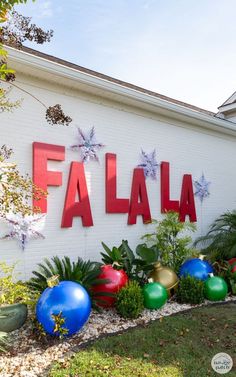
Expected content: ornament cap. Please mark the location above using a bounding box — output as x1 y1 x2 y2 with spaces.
148 278 154 283
47 275 60 288
199 254 205 261
208 272 214 278
154 262 162 269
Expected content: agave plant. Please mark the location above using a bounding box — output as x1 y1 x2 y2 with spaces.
28 256 111 307
0 330 9 353
194 211 236 261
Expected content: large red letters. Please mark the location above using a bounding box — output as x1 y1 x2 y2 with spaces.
128 168 151 225
105 153 129 213
33 143 197 227
179 174 197 222
33 142 65 213
161 161 179 213
61 162 93 227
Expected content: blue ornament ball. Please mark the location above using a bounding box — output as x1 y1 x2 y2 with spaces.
179 258 213 281
36 281 91 336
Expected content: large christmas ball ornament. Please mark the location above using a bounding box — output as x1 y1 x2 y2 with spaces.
36 280 91 336
143 282 168 309
204 275 228 301
93 265 128 307
228 258 236 266
179 258 213 281
149 262 179 297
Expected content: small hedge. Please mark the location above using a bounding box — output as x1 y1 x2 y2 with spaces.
116 281 144 319
176 275 205 305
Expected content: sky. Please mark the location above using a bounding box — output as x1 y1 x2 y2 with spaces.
15 0 236 112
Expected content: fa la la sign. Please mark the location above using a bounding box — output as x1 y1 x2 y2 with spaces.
33 142 197 227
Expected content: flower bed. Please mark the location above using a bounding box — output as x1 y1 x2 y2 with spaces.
0 296 235 377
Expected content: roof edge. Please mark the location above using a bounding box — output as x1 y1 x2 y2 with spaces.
6 46 236 138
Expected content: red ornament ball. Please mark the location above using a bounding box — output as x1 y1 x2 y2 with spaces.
93 265 128 307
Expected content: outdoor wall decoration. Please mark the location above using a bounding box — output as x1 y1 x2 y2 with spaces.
142 281 167 309
1 213 46 250
194 173 211 202
138 149 159 179
36 280 91 336
70 126 105 163
149 262 179 297
204 274 228 301
92 264 128 307
32 142 198 228
179 257 214 281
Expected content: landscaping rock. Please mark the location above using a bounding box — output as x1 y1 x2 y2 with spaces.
0 296 235 377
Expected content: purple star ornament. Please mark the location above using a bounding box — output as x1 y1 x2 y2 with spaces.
70 127 105 163
138 149 159 179
194 173 211 202
1 213 46 250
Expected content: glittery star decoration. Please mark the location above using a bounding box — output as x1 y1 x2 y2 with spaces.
70 127 105 163
194 173 211 202
138 149 159 179
1 213 46 250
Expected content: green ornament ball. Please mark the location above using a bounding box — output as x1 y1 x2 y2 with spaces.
204 276 228 301
143 282 168 309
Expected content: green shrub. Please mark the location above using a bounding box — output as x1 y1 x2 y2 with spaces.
0 262 35 306
176 275 205 305
28 256 111 308
0 331 9 353
141 211 196 273
116 281 144 319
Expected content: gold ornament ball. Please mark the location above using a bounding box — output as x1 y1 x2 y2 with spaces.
149 262 179 296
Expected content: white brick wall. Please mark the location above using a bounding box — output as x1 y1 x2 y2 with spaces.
1 72 236 279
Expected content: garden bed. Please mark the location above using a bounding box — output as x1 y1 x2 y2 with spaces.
0 296 235 377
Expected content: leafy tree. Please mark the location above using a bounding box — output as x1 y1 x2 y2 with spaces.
141 211 196 273
194 210 236 260
0 1 72 126
0 145 45 216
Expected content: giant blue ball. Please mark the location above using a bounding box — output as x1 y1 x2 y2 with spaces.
36 281 91 336
179 258 214 281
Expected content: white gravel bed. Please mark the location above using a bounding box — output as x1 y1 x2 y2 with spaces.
0 296 235 377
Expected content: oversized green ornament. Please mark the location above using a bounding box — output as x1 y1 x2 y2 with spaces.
204 274 228 301
143 282 168 309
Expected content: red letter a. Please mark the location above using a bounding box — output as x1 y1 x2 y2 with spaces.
128 168 151 225
61 162 93 227
179 174 197 222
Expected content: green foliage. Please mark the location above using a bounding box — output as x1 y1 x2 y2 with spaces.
28 256 111 307
142 211 196 273
0 331 9 353
194 210 236 260
0 145 45 216
51 311 68 339
101 240 157 284
101 240 135 275
0 262 35 306
176 275 205 305
49 304 236 377
0 1 33 15
116 281 144 319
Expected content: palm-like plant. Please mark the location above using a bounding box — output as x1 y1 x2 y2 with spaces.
28 256 111 307
194 211 236 260
0 330 9 353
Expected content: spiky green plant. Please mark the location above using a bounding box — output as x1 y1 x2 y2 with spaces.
194 211 236 261
28 256 111 307
0 331 9 353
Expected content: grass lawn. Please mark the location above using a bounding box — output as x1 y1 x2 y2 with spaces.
50 303 236 377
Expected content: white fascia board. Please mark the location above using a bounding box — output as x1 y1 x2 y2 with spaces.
6 46 236 137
